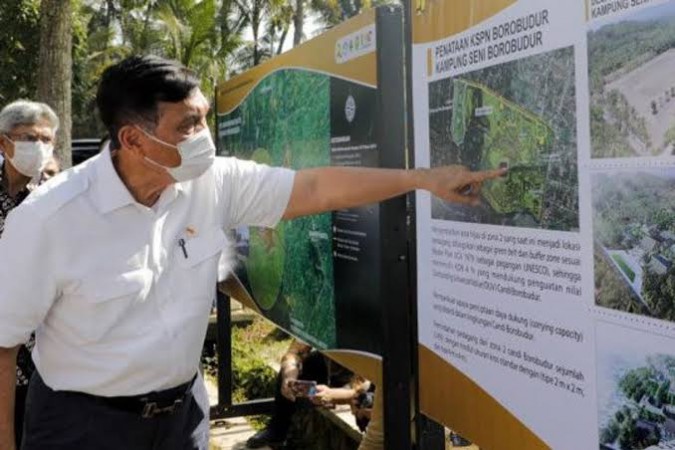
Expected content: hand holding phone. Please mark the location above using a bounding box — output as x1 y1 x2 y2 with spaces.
288 380 317 398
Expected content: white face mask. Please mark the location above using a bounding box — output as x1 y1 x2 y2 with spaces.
139 127 216 183
3 136 54 178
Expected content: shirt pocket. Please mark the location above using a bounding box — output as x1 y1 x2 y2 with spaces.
177 227 229 268
68 269 151 343
171 227 229 302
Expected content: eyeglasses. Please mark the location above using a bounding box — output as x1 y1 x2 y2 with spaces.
6 132 54 145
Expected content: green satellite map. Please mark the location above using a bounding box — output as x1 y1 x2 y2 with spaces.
450 78 553 219
429 46 579 231
219 69 336 348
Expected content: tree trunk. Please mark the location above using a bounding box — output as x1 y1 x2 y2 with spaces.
139 0 154 51
252 2 261 66
293 0 304 46
277 25 289 54
36 0 73 168
105 0 116 26
252 26 259 66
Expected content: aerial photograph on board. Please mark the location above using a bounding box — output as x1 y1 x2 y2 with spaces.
429 46 579 231
593 169 675 324
589 1 675 158
597 324 675 450
218 69 337 349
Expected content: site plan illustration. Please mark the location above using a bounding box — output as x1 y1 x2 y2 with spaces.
429 46 579 231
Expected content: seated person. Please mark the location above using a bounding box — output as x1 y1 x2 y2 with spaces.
350 378 383 450
247 339 357 448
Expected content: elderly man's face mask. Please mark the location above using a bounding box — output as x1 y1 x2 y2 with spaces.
2 132 54 178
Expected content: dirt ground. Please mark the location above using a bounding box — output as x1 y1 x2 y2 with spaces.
607 48 675 154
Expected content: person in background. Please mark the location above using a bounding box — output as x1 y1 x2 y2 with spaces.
0 99 59 448
247 340 382 449
352 384 383 450
247 340 354 448
40 156 61 182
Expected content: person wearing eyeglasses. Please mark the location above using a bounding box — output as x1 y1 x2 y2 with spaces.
0 101 57 229
0 99 59 448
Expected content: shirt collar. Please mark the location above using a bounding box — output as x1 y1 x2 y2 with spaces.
91 143 184 214
91 143 137 214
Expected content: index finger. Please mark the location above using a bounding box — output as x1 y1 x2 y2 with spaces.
470 168 507 183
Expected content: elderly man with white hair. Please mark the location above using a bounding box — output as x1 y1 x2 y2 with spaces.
0 99 59 447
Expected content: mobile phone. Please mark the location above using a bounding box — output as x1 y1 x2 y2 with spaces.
289 380 317 397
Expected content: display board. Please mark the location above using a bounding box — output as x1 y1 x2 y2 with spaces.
413 0 675 448
217 9 405 374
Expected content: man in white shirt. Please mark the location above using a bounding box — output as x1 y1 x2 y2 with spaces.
0 55 502 450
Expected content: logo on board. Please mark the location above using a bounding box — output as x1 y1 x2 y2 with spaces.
336 25 376 64
345 95 356 123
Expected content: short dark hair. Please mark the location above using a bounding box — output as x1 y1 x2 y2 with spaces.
96 55 200 149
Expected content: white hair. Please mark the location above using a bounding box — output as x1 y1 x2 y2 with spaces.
0 100 59 135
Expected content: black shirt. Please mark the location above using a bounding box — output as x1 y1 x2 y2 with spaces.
0 162 35 386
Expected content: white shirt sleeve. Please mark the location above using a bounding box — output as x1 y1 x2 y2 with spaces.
218 157 296 229
0 205 57 347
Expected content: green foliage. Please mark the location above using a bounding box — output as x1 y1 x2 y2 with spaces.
71 0 245 137
613 408 660 450
589 104 634 158
310 0 391 30
4 0 387 138
202 318 288 430
617 413 661 450
588 19 675 94
599 356 675 448
600 418 620 444
220 69 336 348
203 320 279 402
588 15 675 157
616 408 627 424
593 172 675 246
620 367 655 400
643 266 675 321
618 415 637 450
0 0 40 102
656 380 671 407
233 0 288 68
594 252 643 314
231 331 277 401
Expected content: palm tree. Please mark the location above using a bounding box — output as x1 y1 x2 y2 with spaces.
310 0 391 30
234 0 285 67
71 0 245 136
155 0 246 100
292 0 305 46
219 0 247 62
268 2 293 54
155 0 215 65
